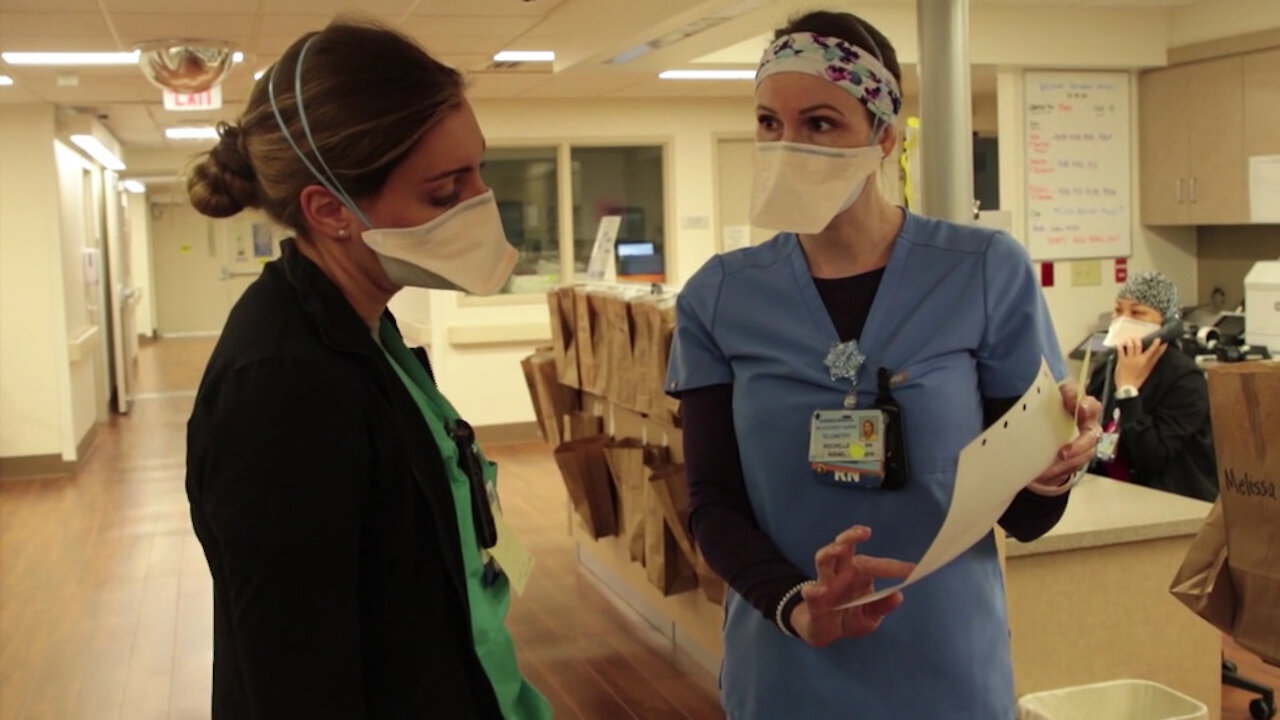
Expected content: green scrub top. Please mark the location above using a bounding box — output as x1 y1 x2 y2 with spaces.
377 319 551 720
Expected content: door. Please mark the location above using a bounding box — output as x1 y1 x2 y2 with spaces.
1139 67 1191 225
716 138 774 252
1186 56 1248 224
152 201 236 335
105 185 139 414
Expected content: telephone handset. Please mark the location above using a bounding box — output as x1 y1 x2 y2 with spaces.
1098 319 1183 410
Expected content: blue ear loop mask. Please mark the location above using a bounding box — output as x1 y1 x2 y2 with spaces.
266 36 518 295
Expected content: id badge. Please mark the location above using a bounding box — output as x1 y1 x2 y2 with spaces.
809 409 886 488
1095 431 1119 463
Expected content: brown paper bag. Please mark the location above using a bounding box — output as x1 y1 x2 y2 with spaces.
647 463 723 604
585 291 613 397
572 288 599 394
655 300 682 420
553 435 617 539
549 287 580 388
521 349 579 445
1171 499 1237 633
563 411 603 443
1196 362 1280 665
630 298 658 417
604 439 648 564
643 479 698 596
602 294 639 410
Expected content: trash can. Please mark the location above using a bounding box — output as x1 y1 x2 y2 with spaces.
1017 679 1208 720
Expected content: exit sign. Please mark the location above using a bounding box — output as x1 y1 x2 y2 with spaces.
163 86 223 111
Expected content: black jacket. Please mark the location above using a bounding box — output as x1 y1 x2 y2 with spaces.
1087 346 1218 502
186 240 503 719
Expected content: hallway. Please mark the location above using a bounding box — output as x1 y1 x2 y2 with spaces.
0 339 722 720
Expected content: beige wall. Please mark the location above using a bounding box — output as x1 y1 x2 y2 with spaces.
1169 1 1280 48
127 192 158 337
1197 225 1280 310
0 106 67 459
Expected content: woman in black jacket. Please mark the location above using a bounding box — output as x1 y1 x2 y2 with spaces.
184 20 549 719
1088 272 1218 501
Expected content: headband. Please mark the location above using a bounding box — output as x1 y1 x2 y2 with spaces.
757 32 903 130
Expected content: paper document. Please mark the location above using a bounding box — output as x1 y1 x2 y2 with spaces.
840 359 1076 608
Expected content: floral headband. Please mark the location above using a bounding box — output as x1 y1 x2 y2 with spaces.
757 32 903 130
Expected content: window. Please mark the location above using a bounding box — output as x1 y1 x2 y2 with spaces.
571 146 666 283
476 143 668 298
483 147 560 294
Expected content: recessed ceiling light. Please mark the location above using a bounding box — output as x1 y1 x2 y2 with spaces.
121 179 146 194
70 134 126 171
165 126 220 140
1 51 141 66
659 69 756 80
0 75 13 86
493 50 555 63
232 51 244 63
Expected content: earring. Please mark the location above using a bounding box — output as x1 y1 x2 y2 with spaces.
337 229 348 238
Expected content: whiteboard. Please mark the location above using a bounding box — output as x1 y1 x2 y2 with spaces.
1024 71 1132 261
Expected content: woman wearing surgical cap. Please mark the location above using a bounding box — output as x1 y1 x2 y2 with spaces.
665 10 1103 718
1087 272 1218 501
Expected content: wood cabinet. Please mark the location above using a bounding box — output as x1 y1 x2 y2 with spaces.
1139 55 1249 226
1244 48 1280 158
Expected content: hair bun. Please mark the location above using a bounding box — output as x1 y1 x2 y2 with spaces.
187 122 260 218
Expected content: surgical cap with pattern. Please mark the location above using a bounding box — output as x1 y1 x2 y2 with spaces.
1118 271 1180 322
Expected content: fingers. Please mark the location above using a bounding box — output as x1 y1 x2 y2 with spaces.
850 555 916 580
834 525 872 546
1075 395 1102 426
844 592 906 638
1058 425 1100 462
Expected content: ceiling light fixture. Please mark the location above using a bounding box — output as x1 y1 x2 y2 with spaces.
165 126 220 140
0 50 141 66
659 69 756 80
70 134 126 171
0 75 13 86
606 0 773 65
121 179 146 194
233 51 244 63
493 50 555 62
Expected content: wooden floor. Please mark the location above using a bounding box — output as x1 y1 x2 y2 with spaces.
1 338 1276 720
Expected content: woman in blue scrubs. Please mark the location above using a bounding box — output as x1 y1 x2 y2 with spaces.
667 11 1104 719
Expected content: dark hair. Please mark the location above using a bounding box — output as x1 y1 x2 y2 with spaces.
774 10 903 86
187 19 464 235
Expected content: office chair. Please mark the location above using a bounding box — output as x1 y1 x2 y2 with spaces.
1223 656 1275 719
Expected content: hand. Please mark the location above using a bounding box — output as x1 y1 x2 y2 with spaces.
790 526 915 648
1032 382 1103 488
1114 337 1167 391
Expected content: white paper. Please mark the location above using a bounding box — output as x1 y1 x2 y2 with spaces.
585 215 621 282
1249 155 1280 223
841 359 1076 607
722 225 751 252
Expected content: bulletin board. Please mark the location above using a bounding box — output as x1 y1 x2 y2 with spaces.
1023 71 1132 261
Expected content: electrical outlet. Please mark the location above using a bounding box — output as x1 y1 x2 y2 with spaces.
1071 260 1102 287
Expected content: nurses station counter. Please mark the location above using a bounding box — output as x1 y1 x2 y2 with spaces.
1003 474 1218 719
526 285 1220 717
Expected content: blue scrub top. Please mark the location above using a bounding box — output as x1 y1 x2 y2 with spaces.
667 211 1066 720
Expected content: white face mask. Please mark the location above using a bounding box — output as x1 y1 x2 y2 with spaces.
750 141 884 234
1103 316 1162 348
360 190 518 295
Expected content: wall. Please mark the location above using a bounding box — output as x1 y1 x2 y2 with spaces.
1197 225 1280 309
996 70 1200 354
0 106 67 460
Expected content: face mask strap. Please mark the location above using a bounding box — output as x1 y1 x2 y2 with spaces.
268 35 375 229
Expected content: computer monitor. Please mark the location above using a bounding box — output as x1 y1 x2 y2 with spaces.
617 242 655 258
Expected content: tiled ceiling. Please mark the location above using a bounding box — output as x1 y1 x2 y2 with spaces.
0 0 1243 150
